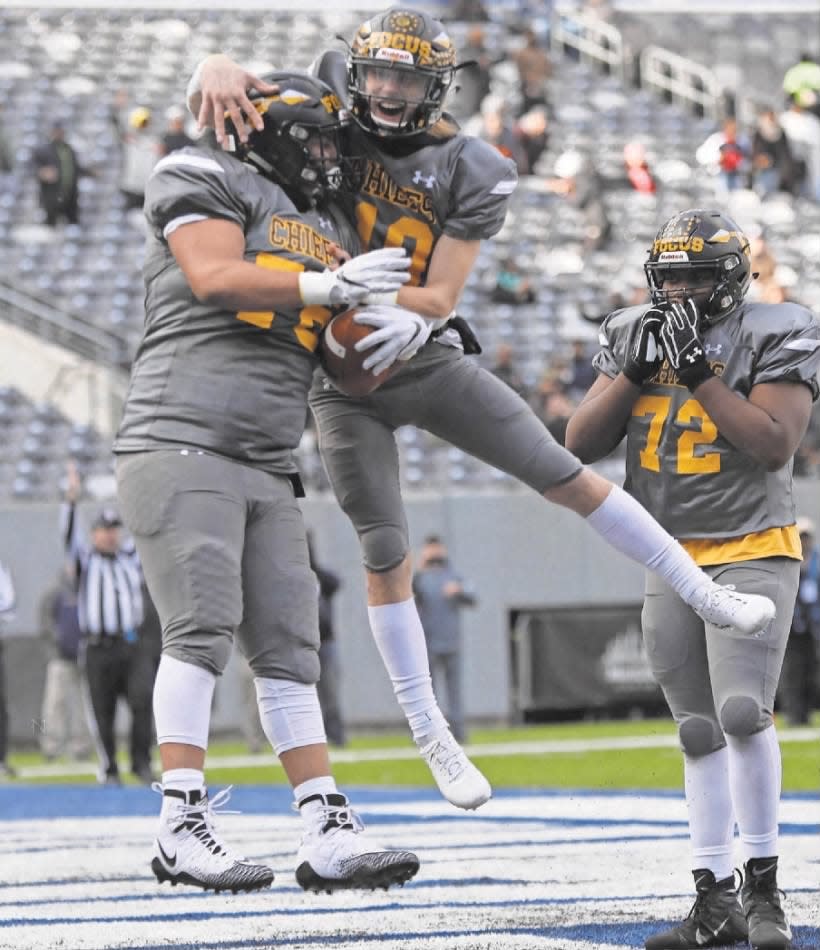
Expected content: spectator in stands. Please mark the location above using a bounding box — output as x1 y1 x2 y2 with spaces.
783 51 820 120
516 108 550 175
748 234 792 305
513 28 552 117
621 140 656 194
547 150 612 251
470 96 528 174
119 106 161 212
38 564 91 762
491 258 536 305
33 121 82 227
490 342 528 398
795 402 820 477
750 106 796 198
309 536 346 748
109 87 131 147
778 518 820 726
0 559 16 779
532 373 576 446
413 536 476 744
0 104 13 174
450 0 490 21
62 463 154 785
695 117 750 195
564 339 598 401
447 25 494 121
778 96 820 202
159 106 195 157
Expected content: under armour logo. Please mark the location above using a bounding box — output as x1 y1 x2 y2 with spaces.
685 348 702 363
412 171 436 188
704 343 723 356
317 215 332 231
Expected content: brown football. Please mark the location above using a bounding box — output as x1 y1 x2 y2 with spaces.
319 307 397 398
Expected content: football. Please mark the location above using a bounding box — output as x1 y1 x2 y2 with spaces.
318 307 397 398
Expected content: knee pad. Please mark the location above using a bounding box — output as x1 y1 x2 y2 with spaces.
678 715 723 757
360 524 408 573
719 695 769 737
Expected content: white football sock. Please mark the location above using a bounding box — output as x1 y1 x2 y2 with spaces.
727 725 781 860
586 486 710 603
294 775 339 817
153 654 214 750
684 747 736 880
255 677 327 755
368 599 448 743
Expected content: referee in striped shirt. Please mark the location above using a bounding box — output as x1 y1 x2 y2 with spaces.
61 463 155 785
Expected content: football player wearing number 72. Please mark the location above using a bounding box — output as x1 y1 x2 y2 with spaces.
190 11 779 816
566 208 820 950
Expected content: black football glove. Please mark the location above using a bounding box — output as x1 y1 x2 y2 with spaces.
622 307 665 385
660 297 715 390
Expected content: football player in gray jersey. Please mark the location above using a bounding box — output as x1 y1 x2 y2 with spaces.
113 73 419 896
189 10 776 816
567 209 820 950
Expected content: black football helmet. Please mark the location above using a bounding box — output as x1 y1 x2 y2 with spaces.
347 7 456 137
644 209 753 324
227 72 363 208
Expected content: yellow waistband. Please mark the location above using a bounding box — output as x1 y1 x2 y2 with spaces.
680 525 803 566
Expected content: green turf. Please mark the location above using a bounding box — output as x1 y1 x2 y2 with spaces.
12 717 820 791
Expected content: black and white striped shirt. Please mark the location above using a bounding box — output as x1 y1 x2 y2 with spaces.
61 503 144 638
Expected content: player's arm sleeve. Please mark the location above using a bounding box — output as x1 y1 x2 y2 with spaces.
145 151 248 240
444 139 518 241
752 305 820 399
591 313 624 379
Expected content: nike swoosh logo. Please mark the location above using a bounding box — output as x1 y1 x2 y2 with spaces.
776 925 792 939
751 861 778 876
695 927 714 946
157 842 177 868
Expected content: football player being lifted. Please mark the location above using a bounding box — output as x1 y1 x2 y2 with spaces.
114 73 419 895
189 11 776 813
567 209 820 950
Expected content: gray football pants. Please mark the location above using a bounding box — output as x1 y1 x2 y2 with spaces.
641 556 800 756
309 343 582 572
116 450 320 682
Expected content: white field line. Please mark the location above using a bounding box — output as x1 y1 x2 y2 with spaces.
15 727 820 780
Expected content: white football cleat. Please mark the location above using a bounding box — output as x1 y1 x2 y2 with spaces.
295 793 419 893
419 728 492 810
690 582 776 636
151 785 274 894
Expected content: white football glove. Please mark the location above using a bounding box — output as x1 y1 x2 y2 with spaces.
298 248 411 308
353 304 433 375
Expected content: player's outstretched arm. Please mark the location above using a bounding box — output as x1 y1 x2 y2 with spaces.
187 54 278 146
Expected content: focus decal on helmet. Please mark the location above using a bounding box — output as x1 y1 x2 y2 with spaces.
226 72 364 209
347 7 456 137
644 209 753 324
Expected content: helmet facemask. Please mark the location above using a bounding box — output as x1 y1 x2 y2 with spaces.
349 59 453 136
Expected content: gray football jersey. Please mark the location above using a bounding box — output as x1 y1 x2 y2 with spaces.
594 300 820 540
350 126 518 274
114 147 359 473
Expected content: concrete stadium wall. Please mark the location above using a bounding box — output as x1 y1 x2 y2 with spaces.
3 480 819 743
